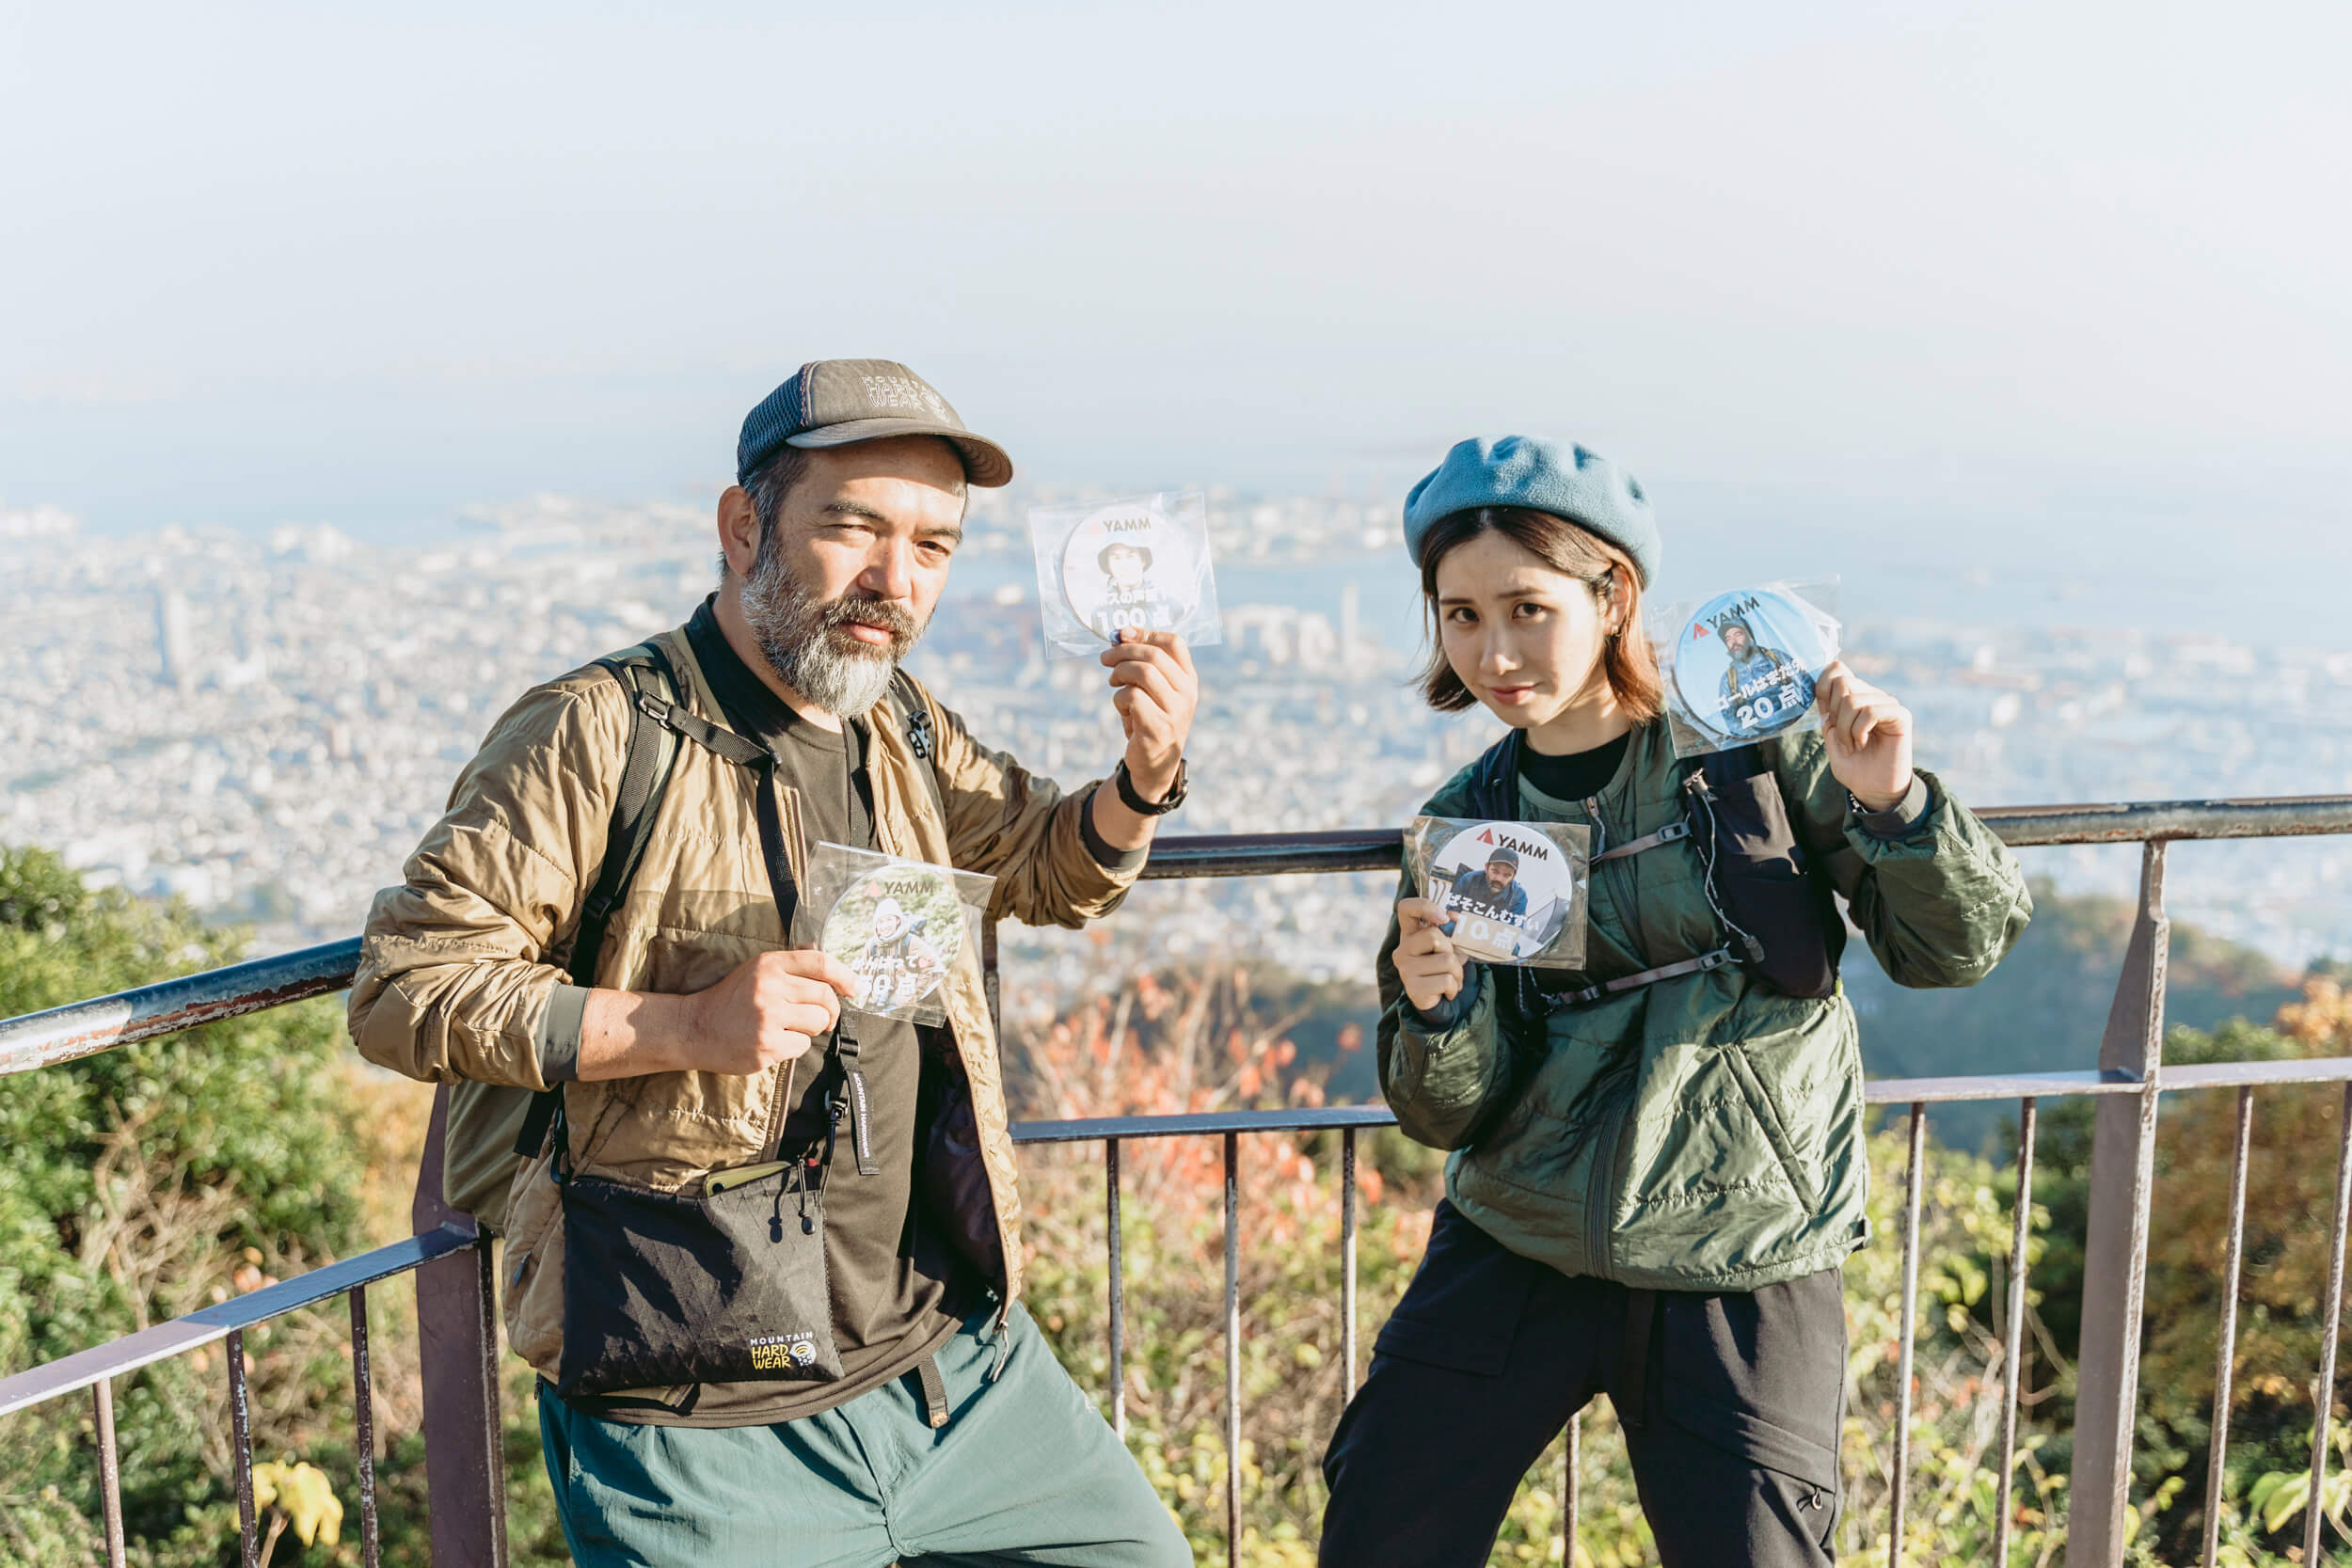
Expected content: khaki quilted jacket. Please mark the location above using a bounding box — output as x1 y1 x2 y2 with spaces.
348 623 1137 1384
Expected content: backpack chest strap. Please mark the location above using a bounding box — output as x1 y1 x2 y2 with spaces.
1555 944 1736 1006
1547 815 1723 1004
1591 820 1690 863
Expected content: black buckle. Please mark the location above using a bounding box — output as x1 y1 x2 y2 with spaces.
634 689 678 730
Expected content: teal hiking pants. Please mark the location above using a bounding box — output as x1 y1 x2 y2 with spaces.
538 1304 1189 1568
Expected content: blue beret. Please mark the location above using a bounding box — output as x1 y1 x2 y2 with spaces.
1402 436 1659 586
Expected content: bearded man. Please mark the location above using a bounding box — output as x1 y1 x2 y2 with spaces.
350 359 1198 1568
1443 847 1528 927
1716 612 1814 735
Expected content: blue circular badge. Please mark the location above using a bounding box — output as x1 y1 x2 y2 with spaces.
1669 587 1836 745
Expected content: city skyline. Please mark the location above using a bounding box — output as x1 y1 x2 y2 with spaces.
4 494 2344 981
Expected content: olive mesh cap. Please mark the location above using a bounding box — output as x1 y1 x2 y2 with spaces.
736 359 1014 487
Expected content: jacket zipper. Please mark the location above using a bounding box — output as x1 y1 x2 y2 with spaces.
1583 793 1645 965
1582 1101 1624 1278
1580 794 1641 1278
860 753 1020 1315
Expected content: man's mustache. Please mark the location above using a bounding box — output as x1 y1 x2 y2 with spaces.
818 594 922 647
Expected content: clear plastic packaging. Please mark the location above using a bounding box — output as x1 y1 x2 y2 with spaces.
1649 580 1843 758
1026 491 1224 658
792 844 994 1025
1404 816 1591 969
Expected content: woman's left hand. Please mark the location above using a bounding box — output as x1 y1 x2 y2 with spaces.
1814 660 1915 812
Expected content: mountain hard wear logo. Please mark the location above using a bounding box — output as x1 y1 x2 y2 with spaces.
748 1333 820 1371
860 374 949 420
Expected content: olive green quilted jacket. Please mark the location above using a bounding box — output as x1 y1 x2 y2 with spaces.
1375 720 2031 1291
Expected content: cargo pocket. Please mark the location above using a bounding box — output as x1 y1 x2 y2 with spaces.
1658 1270 1845 1541
1371 1202 1540 1376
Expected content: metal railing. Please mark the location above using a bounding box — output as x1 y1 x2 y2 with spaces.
4 794 2352 1568
0 1073 506 1568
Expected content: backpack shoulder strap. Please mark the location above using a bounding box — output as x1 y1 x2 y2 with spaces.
1461 727 1523 820
566 644 689 986
885 668 946 816
512 642 690 1161
1694 740 1771 791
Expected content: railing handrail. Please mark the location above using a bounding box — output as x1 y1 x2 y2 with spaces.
8 793 2352 1568
26 1045 2352 1420
0 1224 478 1419
4 793 2348 1080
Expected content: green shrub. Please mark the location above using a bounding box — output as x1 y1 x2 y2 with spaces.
0 847 379 1566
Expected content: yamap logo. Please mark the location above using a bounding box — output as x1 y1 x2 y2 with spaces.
1473 827 1551 866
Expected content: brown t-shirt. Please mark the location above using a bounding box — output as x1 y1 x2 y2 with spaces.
587 603 978 1427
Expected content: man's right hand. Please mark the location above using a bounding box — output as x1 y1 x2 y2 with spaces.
679 950 862 1074
578 949 861 1082
1394 896 1467 1015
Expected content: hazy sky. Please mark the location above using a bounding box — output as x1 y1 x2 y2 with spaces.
5 1 2347 557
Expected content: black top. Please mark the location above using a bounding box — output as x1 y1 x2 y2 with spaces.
1517 729 1632 803
642 599 975 1428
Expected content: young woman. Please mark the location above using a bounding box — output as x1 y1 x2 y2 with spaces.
1318 436 2033 1568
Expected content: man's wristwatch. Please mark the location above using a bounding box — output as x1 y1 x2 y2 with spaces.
1115 757 1188 816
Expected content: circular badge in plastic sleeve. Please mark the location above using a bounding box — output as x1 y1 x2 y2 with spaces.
1059 499 1197 643
818 863 964 1017
1425 819 1580 964
1668 586 1836 747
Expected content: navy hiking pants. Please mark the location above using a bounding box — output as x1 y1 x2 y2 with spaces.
1320 1202 1847 1568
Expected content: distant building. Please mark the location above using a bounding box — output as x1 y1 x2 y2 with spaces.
0 504 77 539
155 588 193 693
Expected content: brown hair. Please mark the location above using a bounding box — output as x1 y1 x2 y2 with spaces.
1414 506 1663 720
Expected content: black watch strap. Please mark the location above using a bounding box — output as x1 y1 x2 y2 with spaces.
1116 756 1187 816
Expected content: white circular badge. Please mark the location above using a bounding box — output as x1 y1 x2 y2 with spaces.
1668 587 1835 745
1059 500 1195 642
818 863 963 1014
1425 820 1578 963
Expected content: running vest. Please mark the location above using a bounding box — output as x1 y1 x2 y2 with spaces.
1462 727 1844 1017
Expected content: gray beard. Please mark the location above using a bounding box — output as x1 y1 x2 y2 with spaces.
738 543 925 719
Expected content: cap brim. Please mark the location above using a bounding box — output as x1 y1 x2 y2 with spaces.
787 420 1014 487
